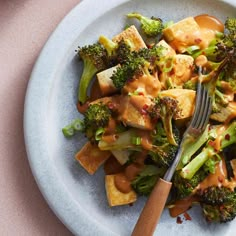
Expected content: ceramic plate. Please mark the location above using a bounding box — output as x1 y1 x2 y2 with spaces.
24 0 236 235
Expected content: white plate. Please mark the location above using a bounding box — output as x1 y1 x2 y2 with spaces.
24 0 236 235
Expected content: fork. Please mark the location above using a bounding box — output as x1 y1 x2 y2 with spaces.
131 81 212 236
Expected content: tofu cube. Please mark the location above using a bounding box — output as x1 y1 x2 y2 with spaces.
112 25 147 51
120 95 154 130
156 39 176 57
160 89 196 119
96 65 120 96
105 175 137 207
75 142 111 175
163 17 202 53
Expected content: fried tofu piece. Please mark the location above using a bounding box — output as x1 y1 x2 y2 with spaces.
96 65 119 96
119 95 154 130
160 89 196 119
163 17 202 53
160 54 194 88
105 175 137 206
123 73 161 98
112 25 147 51
156 39 176 57
75 142 111 175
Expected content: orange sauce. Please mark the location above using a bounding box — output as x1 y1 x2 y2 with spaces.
114 151 147 193
101 134 118 143
169 15 224 52
123 73 161 98
194 14 224 49
104 156 125 175
136 130 153 150
197 158 236 192
114 173 132 193
169 195 199 217
105 118 117 135
225 102 236 124
90 79 103 101
77 101 89 114
194 14 224 32
129 95 153 113
211 125 228 151
125 163 143 181
197 159 227 192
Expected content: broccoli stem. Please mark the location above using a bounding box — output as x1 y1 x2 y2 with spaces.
180 121 236 179
161 115 177 146
180 146 215 179
98 129 138 150
192 46 218 60
99 35 118 57
177 125 210 169
78 61 98 104
221 123 236 149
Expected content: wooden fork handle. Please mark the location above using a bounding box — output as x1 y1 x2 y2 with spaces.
132 178 172 236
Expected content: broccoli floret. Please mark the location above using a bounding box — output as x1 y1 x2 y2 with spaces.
197 57 231 113
111 55 147 89
83 102 111 142
172 169 208 200
202 202 236 223
99 35 118 57
198 186 236 205
224 17 236 47
198 186 236 223
183 79 197 90
131 165 165 196
99 36 133 65
148 97 181 146
127 12 164 37
77 43 107 103
149 122 180 168
180 121 236 180
111 45 164 90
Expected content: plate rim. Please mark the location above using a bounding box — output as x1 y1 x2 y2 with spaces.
24 0 236 235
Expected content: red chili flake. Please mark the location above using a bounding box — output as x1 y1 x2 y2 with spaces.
184 212 192 221
141 109 148 115
184 169 190 174
141 104 149 115
152 117 158 123
195 38 202 44
108 102 114 110
225 134 230 141
208 140 215 147
169 69 175 75
142 104 149 110
219 205 225 211
138 92 144 96
218 176 223 183
176 216 183 224
147 43 154 49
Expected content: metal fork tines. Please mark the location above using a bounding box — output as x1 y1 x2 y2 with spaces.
164 82 212 182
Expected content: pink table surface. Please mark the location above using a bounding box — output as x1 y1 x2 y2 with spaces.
0 0 81 235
